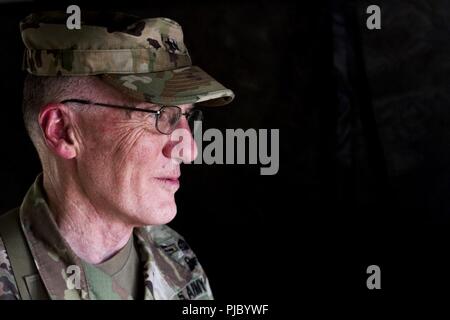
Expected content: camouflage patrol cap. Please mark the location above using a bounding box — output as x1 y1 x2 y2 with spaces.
20 11 234 107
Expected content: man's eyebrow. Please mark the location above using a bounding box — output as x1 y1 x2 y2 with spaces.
135 102 160 110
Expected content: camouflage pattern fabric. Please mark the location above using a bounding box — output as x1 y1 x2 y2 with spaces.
0 238 20 300
0 175 213 300
20 11 234 107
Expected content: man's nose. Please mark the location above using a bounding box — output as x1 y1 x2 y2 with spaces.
162 117 198 163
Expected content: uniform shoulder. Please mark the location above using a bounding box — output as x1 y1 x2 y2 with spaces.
0 236 20 300
142 224 214 300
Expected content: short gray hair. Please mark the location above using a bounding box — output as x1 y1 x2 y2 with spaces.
22 74 96 149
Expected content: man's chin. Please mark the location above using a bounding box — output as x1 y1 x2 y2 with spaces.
139 203 177 226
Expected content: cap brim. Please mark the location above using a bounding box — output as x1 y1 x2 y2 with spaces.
100 65 234 107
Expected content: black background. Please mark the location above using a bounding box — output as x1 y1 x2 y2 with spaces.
1 0 450 309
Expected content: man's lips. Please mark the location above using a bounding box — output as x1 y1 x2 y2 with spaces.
155 176 180 189
156 177 179 182
156 173 180 180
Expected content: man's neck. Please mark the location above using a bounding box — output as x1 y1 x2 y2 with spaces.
43 172 133 265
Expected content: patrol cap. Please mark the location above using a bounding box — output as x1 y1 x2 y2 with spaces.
20 11 234 107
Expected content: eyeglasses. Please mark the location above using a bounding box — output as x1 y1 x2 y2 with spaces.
60 99 203 135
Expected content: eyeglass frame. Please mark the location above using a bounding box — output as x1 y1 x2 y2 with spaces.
60 98 202 135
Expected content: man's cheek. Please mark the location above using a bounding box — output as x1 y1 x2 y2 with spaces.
108 134 145 171
136 140 165 166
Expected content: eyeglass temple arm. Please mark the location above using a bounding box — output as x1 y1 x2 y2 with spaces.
60 99 161 115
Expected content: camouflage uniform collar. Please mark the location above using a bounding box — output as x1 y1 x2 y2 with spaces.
19 174 90 299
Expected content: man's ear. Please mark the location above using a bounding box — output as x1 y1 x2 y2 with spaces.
38 103 77 159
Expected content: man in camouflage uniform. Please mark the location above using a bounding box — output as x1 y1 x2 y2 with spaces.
0 11 234 300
